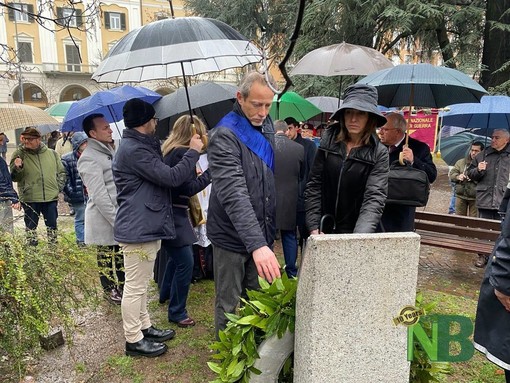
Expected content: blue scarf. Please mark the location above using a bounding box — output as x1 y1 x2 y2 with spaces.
216 112 274 172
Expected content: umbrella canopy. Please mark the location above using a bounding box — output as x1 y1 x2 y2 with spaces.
290 42 393 77
45 101 74 119
306 96 342 113
154 82 237 139
270 92 322 121
0 103 60 132
441 95 510 135
439 132 490 166
92 17 262 84
357 63 487 108
62 85 161 132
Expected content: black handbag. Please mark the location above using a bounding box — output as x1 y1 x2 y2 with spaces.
386 161 430 207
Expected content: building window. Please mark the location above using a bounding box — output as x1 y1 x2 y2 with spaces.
65 44 81 72
56 7 82 27
9 3 33 22
105 12 126 31
17 41 33 63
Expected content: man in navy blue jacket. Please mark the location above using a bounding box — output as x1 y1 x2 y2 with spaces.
113 98 203 358
0 156 20 233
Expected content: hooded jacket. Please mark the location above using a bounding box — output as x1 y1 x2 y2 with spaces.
10 143 66 203
61 132 87 204
305 124 389 234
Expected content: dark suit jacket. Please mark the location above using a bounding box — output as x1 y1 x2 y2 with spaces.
274 134 304 230
294 134 317 212
380 136 437 232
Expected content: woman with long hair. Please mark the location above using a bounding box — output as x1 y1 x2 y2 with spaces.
159 115 211 327
305 84 389 234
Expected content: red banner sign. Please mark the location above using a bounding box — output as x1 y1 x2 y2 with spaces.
402 111 439 152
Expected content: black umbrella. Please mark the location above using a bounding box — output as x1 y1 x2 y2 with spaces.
92 17 262 121
154 82 237 139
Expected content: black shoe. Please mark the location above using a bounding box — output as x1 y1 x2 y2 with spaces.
475 254 489 268
105 288 122 305
141 326 175 342
125 338 167 357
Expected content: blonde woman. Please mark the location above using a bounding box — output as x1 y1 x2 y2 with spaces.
159 115 211 327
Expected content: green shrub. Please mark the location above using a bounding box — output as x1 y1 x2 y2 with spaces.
0 231 100 379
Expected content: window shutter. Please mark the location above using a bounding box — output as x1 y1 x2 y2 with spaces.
104 12 110 29
56 7 63 25
120 13 126 30
76 9 83 27
27 4 34 22
8 3 14 21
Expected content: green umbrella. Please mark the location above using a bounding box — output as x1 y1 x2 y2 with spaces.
270 91 322 121
45 101 75 120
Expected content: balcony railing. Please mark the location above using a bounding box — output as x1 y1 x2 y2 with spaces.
42 62 98 74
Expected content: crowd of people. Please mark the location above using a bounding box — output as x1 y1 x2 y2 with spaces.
1 71 510 379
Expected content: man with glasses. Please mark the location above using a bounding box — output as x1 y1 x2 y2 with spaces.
378 113 437 232
467 129 510 267
10 127 66 245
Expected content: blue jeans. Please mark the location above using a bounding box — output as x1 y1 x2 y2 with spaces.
159 244 194 322
281 229 298 278
23 201 58 244
449 182 456 214
72 202 86 243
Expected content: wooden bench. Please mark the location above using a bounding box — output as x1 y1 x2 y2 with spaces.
414 211 501 255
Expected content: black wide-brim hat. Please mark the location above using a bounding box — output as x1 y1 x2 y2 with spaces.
331 84 387 127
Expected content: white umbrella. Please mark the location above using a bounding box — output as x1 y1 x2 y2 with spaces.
0 103 60 132
92 17 262 118
306 96 342 113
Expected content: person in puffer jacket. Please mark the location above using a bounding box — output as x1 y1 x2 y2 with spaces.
61 132 88 244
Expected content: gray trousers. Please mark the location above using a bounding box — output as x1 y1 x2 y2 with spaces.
213 245 260 337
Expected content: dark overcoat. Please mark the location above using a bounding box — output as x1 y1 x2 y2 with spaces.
474 195 510 370
274 134 304 230
379 136 437 232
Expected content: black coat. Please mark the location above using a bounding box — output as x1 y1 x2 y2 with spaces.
274 134 304 230
305 126 389 234
294 134 317 212
162 147 211 248
474 193 510 369
207 104 276 254
113 129 199 243
379 136 437 232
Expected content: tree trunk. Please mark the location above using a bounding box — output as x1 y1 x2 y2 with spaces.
480 0 510 90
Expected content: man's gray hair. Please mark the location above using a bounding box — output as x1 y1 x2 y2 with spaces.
493 128 510 137
238 71 277 98
386 112 407 133
274 120 288 133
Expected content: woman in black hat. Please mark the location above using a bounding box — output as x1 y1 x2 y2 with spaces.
305 84 389 234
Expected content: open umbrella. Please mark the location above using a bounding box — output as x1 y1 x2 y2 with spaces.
45 101 74 122
441 95 510 135
357 63 488 160
306 96 342 113
154 82 237 139
290 42 394 101
439 132 490 166
357 64 487 108
270 92 322 121
61 85 161 132
92 17 262 119
0 103 60 132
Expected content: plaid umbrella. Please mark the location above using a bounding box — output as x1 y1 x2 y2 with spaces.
0 103 59 132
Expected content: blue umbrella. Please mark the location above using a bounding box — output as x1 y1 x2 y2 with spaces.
441 95 510 136
61 85 162 132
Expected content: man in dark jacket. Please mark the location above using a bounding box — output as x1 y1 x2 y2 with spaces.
113 98 203 358
61 132 87 244
378 112 437 232
274 120 304 278
284 117 317 250
208 71 281 336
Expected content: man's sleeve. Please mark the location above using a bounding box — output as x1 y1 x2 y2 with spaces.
9 150 23 181
208 128 267 253
55 152 67 192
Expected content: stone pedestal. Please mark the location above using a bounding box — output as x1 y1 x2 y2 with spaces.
294 233 420 383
